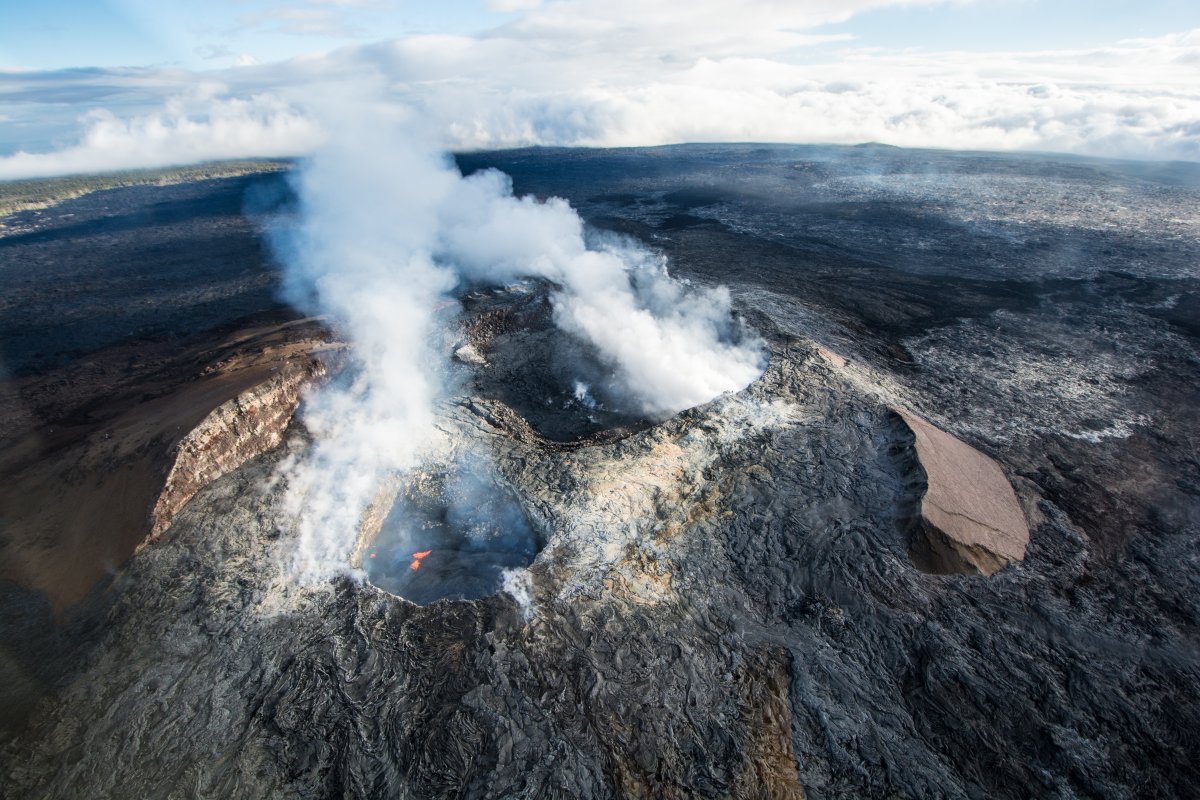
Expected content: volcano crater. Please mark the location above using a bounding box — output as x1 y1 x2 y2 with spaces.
455 282 658 446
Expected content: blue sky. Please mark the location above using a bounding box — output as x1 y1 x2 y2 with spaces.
819 0 1199 52
0 0 512 70
0 0 1198 175
3 0 1196 71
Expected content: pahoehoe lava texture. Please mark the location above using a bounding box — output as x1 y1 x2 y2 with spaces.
2 145 1200 799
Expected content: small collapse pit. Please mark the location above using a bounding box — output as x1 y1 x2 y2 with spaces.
362 461 541 605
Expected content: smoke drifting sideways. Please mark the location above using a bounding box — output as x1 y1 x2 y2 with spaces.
269 115 764 586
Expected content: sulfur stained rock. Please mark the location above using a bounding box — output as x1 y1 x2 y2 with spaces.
893 407 1029 576
454 343 488 366
734 649 806 799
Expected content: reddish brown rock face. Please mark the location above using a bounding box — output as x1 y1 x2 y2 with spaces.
893 408 1029 576
0 317 331 613
147 358 324 542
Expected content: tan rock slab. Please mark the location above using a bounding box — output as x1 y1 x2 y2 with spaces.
894 407 1029 576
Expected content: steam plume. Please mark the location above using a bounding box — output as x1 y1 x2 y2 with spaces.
272 109 762 583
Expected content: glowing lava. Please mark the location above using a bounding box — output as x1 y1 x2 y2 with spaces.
409 550 433 571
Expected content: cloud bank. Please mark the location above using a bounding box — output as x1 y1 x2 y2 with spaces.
0 91 322 180
0 4 1198 177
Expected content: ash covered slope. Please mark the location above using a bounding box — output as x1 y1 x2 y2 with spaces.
0 169 320 617
3 146 1200 799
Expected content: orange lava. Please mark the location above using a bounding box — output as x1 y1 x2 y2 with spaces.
409 549 433 571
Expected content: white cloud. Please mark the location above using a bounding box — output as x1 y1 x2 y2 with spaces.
0 90 323 179
493 0 950 57
236 6 363 37
384 21 1200 161
1117 28 1200 49
486 0 543 11
1 5 1198 177
196 44 236 61
518 73 1200 162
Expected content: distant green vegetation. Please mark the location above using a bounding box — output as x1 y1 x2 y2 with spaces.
0 159 292 222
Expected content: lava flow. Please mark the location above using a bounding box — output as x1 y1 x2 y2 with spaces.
409 550 433 571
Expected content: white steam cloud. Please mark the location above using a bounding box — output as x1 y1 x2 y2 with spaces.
274 108 762 582
272 117 457 581
437 168 763 415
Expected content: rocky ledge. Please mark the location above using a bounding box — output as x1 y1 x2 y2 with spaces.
893 407 1029 575
0 315 333 613
146 358 325 542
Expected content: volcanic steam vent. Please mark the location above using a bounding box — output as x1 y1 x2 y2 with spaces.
361 458 540 605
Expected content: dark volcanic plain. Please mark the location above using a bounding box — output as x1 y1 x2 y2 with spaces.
1 145 1199 799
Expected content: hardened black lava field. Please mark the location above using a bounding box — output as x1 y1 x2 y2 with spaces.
2 144 1199 799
